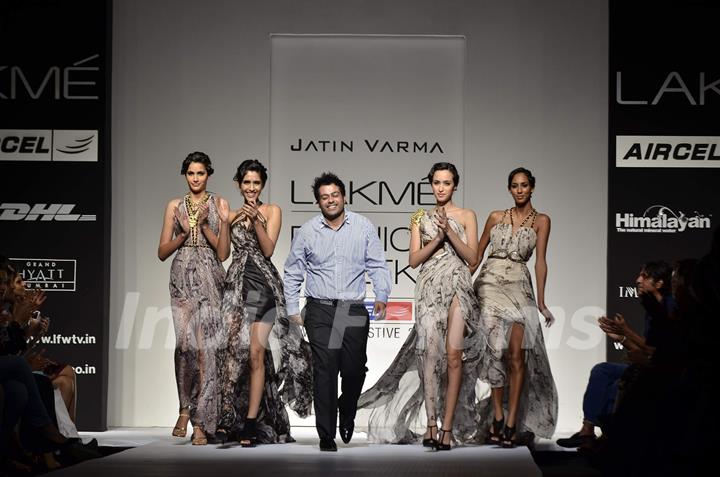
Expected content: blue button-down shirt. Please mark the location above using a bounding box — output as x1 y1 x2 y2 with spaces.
283 210 392 316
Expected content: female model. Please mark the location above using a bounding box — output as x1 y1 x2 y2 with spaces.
358 162 484 449
158 151 227 445
215 159 312 446
473 167 557 447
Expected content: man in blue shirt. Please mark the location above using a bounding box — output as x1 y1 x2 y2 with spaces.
284 172 392 452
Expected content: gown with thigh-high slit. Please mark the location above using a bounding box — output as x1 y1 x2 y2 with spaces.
357 208 486 444
169 192 225 435
473 208 558 439
216 209 313 442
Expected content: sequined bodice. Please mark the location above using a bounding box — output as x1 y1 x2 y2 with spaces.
487 222 537 263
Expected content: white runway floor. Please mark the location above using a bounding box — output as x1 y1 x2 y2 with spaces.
48 427 566 476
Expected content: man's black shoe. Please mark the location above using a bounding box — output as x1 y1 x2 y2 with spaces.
319 438 337 452
339 413 354 444
556 432 595 448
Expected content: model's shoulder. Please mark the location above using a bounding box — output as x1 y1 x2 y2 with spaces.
487 209 506 223
260 202 281 215
535 211 551 225
459 207 477 220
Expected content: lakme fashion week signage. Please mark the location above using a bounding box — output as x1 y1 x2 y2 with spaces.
0 0 111 430
608 1 719 363
269 35 465 422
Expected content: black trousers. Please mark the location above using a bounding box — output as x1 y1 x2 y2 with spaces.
303 299 369 440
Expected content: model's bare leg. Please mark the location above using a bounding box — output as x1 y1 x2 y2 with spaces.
439 296 464 447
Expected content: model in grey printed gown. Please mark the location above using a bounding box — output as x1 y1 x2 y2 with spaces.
358 163 485 448
473 167 558 447
158 152 228 445
215 160 312 446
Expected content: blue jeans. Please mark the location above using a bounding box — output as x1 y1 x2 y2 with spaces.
0 355 52 430
583 362 628 426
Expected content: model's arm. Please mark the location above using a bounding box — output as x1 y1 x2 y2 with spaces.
197 201 221 251
283 229 308 317
443 209 479 268
534 214 551 312
254 204 282 258
158 199 187 261
408 210 444 268
470 211 500 274
215 197 231 261
364 220 392 305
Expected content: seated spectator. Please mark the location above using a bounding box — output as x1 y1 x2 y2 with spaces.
556 260 673 448
601 258 699 476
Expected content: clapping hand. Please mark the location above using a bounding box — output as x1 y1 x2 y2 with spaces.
240 200 259 223
217 198 230 223
12 290 45 324
27 315 50 337
598 313 627 336
173 206 190 234
433 207 448 241
196 203 210 227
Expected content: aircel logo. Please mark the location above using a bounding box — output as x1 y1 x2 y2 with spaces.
0 130 98 162
10 258 77 292
616 136 720 168
615 205 711 233
0 204 96 221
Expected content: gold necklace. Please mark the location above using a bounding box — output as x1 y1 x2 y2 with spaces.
184 193 210 244
511 207 536 229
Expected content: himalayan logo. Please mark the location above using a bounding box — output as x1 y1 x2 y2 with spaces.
615 205 711 233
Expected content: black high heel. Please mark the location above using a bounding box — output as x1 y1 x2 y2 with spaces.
422 424 438 448
435 429 452 451
486 417 505 445
239 418 257 448
501 424 516 448
214 428 228 444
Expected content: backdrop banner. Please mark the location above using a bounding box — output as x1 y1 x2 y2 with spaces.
607 0 719 361
269 35 466 423
0 0 111 430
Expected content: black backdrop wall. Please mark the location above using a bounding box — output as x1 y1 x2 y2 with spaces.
608 0 720 361
0 0 111 430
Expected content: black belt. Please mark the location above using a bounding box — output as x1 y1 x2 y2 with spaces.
307 297 364 307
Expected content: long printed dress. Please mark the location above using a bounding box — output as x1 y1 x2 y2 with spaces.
216 212 313 442
473 210 558 439
357 209 486 444
169 192 225 434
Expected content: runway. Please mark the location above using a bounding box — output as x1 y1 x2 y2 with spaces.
50 428 562 476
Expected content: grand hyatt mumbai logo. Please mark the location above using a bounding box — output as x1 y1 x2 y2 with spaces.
10 258 77 292
0 130 99 162
615 206 711 233
290 138 444 154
